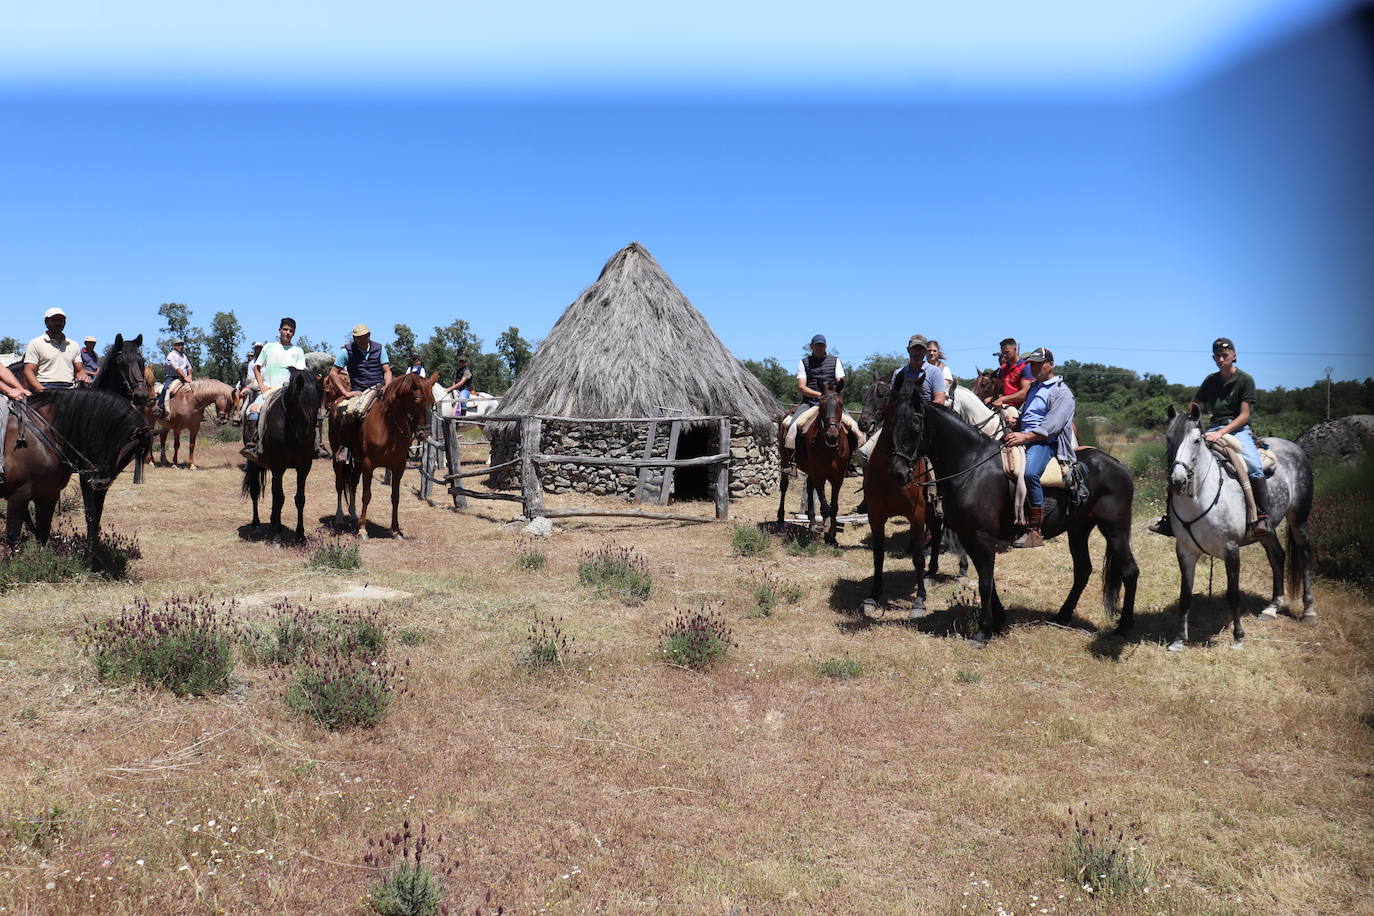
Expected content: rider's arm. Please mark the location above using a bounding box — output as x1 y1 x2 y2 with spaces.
21 361 43 393
1205 400 1251 442
0 364 28 398
796 364 820 402
996 376 1032 408
381 363 393 387
253 363 265 388
73 349 89 385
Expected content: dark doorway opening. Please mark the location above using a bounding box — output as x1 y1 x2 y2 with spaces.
672 425 716 501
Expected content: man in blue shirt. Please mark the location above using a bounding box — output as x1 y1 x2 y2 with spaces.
328 324 392 462
1003 347 1076 548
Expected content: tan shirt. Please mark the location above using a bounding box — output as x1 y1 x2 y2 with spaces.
24 332 81 384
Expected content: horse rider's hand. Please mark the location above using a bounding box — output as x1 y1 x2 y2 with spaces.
1204 430 1224 444
348 390 363 398
6 387 29 400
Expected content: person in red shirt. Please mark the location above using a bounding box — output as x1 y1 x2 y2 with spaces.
988 337 1033 409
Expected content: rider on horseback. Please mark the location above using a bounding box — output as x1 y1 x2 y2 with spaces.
328 324 393 463
1003 347 1076 549
781 334 856 476
987 337 1033 408
241 318 306 464
155 338 193 419
1150 336 1270 539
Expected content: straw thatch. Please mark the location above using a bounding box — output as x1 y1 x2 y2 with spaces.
495 243 781 431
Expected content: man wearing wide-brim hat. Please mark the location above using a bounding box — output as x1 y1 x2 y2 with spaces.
1004 347 1076 548
328 324 392 463
79 335 100 385
156 337 194 418
22 307 87 392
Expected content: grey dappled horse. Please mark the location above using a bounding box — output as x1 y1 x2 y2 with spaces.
1163 404 1315 651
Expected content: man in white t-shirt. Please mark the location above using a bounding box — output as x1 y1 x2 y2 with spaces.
240 317 306 464
155 338 193 417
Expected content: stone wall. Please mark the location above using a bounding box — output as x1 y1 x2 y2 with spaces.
490 417 777 500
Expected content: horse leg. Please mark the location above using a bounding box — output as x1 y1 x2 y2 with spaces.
969 541 998 648
824 476 840 546
294 466 308 541
776 467 789 525
1107 529 1141 636
333 461 347 529
390 466 404 538
79 478 108 543
187 427 199 471
158 429 168 466
172 430 182 467
1290 521 1316 622
865 514 887 612
270 469 286 544
358 463 373 539
33 497 58 544
1054 524 1093 624
907 513 928 617
1170 545 1198 651
1258 534 1285 618
1225 546 1244 649
925 511 943 580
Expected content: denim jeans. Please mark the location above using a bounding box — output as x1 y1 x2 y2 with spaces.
1024 441 1055 508
1209 423 1263 478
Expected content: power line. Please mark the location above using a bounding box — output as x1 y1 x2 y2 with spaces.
946 345 1374 358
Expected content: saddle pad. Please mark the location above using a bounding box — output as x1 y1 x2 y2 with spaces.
1216 434 1277 474
1210 438 1260 524
1002 444 1067 489
338 386 381 419
785 406 865 449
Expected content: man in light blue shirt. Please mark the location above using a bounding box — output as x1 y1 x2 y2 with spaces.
1004 347 1076 548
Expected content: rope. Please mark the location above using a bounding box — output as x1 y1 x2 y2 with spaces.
10 399 103 477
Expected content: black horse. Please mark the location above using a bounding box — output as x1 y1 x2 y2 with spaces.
242 367 321 543
2 389 150 543
92 334 152 410
888 389 1139 647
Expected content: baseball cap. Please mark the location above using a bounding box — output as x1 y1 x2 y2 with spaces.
44 307 66 319
1212 337 1235 352
352 323 371 336
809 334 827 346
172 337 185 345
1024 347 1054 363
907 334 929 350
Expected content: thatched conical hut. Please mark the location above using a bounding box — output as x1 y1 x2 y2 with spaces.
492 243 782 500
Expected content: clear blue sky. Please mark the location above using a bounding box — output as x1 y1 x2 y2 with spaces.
2 1 1370 389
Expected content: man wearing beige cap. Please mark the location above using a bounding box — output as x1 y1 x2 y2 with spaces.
328 324 392 462
22 307 87 392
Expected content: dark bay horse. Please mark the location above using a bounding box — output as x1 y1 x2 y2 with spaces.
242 367 320 543
2 389 150 543
861 378 943 616
1162 405 1314 650
888 389 1139 648
330 372 433 538
92 334 153 411
777 386 852 545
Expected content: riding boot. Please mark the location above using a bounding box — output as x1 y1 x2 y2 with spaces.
780 445 798 478
239 416 262 464
853 498 868 515
1248 476 1272 538
1012 506 1045 548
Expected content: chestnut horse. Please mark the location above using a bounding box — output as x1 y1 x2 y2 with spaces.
2 389 150 543
329 372 434 538
860 377 943 616
155 379 239 469
776 386 852 545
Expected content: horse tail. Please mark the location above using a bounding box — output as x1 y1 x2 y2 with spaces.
1102 538 1123 618
1286 520 1311 603
242 464 265 499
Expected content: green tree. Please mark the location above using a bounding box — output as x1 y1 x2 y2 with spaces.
468 352 510 394
741 357 794 402
294 336 331 355
0 336 20 355
390 323 418 366
495 326 533 378
156 302 205 375
420 320 482 384
202 311 244 384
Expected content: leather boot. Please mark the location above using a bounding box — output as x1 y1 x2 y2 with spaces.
1012 506 1045 548
239 416 262 464
1249 476 1272 538
780 446 798 478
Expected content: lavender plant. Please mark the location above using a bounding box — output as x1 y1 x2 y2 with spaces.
751 572 802 617
0 530 141 589
361 820 505 916
577 545 652 605
660 605 735 670
241 600 387 666
83 595 238 696
514 538 546 571
285 647 404 730
1061 806 1152 897
304 536 361 570
523 614 573 670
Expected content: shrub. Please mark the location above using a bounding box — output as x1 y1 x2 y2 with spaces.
84 596 238 696
578 545 652 605
285 650 401 730
818 657 861 679
730 522 771 557
523 615 573 670
0 530 141 589
955 669 982 684
750 572 802 617
9 805 74 853
215 423 241 443
395 627 427 647
1061 807 1152 897
661 606 734 670
305 536 361 570
1310 452 1374 591
363 820 455 916
514 539 546 571
1128 441 1168 509
241 601 387 666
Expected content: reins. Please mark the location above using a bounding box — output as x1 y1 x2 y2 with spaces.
1169 428 1226 554
10 398 104 478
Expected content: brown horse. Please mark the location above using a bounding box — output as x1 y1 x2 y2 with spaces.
2 389 150 543
329 372 434 538
154 379 239 469
860 378 943 616
776 386 852 545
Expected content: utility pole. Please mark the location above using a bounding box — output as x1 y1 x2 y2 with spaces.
1325 366 1333 421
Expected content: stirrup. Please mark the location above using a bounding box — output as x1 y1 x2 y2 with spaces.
1011 527 1044 549
1148 515 1173 536
1249 515 1271 538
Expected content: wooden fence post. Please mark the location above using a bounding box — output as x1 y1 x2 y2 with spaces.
419 409 436 501
656 419 683 505
636 418 660 502
443 418 467 509
715 417 731 520
520 416 544 517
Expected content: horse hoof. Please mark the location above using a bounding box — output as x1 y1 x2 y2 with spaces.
1230 638 1244 650
969 633 989 649
909 603 927 620
955 575 969 586
1259 607 1278 619
860 598 877 616
188 464 198 471
393 530 405 540
1300 612 1318 625
1052 611 1073 625
359 530 370 540
1113 623 1133 639
1167 639 1185 652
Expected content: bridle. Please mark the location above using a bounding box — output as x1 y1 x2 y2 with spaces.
1168 420 1225 552
10 398 110 484
889 396 1006 488
819 389 843 448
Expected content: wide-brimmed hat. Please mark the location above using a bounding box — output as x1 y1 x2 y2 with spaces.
907 334 929 351
44 307 66 319
1024 346 1055 363
172 337 185 345
1212 337 1235 352
84 335 96 343
352 323 371 337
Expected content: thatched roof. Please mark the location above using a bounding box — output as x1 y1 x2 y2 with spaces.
496 243 781 431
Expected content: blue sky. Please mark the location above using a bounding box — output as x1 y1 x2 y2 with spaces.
2 1 1371 390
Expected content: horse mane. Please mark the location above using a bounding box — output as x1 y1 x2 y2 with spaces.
281 369 321 442
28 389 149 476
378 372 430 412
184 379 232 397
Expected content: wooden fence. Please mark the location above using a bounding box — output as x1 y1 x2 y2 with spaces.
418 411 731 523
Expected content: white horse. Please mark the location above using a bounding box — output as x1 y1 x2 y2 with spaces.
1163 404 1315 651
430 384 500 420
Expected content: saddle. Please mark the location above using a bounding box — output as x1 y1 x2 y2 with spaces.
1002 445 1094 524
336 385 382 420
1209 436 1275 526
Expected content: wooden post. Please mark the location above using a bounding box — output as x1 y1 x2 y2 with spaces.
419 410 436 501
444 418 468 510
714 417 731 520
519 416 544 517
636 419 660 503
657 419 683 506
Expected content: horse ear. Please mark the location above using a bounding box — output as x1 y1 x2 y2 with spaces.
1188 403 1200 421
132 334 143 347
1166 404 1177 420
114 333 124 347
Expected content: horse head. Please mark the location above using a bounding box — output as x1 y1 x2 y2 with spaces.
1164 403 1206 496
818 385 844 449
970 367 998 403
101 333 150 406
887 377 927 487
858 379 890 435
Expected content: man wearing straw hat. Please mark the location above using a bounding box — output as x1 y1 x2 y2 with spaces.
79 336 100 385
155 337 193 418
328 324 392 462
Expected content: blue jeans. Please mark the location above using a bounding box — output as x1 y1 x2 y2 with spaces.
1024 441 1055 508
1209 423 1262 478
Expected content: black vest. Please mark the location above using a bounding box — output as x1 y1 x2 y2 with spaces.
803 354 838 404
344 340 385 389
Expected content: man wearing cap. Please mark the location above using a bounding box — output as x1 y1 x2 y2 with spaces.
156 338 194 418
79 336 101 385
241 318 307 463
406 355 426 377
22 308 87 392
853 334 949 515
328 324 392 462
988 337 1033 409
443 357 473 415
1150 337 1270 539
779 334 853 475
1004 347 1076 548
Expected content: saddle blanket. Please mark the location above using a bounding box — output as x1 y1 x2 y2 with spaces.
1001 446 1077 489
336 386 382 419
784 406 866 450
1211 436 1276 526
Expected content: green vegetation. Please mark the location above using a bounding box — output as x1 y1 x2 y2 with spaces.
85 596 238 697
578 545 652 605
661 606 734 670
729 522 771 557
818 657 862 679
306 538 361 570
1311 452 1374 592
1061 807 1152 898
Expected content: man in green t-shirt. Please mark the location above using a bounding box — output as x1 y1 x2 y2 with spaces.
1151 336 1270 538
240 317 306 464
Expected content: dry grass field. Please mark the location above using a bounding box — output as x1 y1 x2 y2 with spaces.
1 435 1371 915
